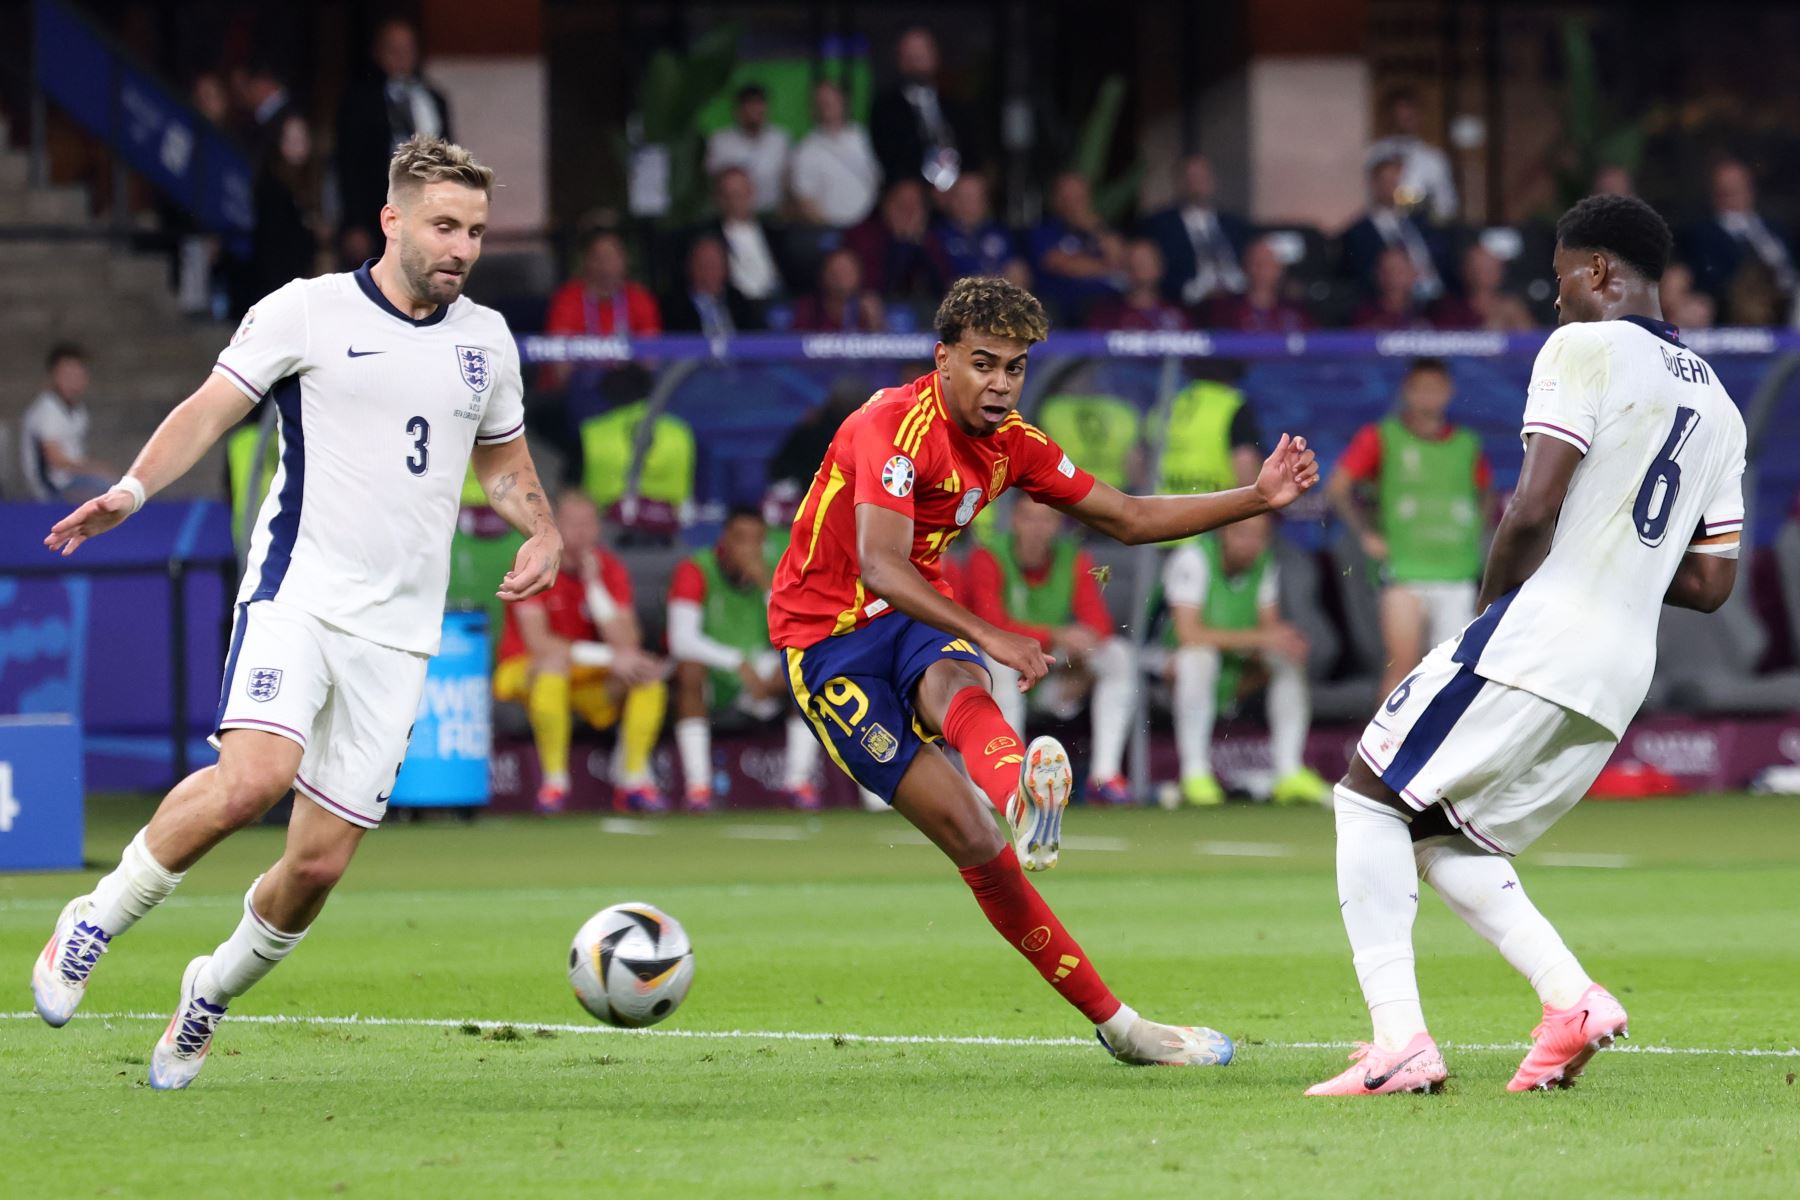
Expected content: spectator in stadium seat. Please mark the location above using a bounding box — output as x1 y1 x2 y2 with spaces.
1661 261 1716 330
334 18 451 265
1340 155 1445 300
1160 515 1328 808
20 343 112 501
546 229 663 340
1199 235 1313 333
706 84 791 215
228 55 296 168
1591 165 1634 197
1085 239 1190 330
1679 159 1796 320
493 492 669 814
844 178 944 303
1350 246 1435 331
1028 172 1125 323
788 79 881 230
1326 357 1492 699
927 172 1018 281
1142 154 1250 307
1429 244 1534 331
1157 364 1263 498
965 499 1138 806
662 234 763 336
870 26 978 192
1364 87 1458 225
709 166 789 306
248 114 325 305
669 507 823 812
792 247 886 332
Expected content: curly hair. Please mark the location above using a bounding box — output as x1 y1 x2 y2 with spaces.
387 134 495 204
1555 194 1672 282
933 276 1050 345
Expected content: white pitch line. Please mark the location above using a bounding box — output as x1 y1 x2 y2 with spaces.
2 1012 1794 1058
1195 841 1294 858
1536 853 1633 869
598 818 659 836
722 825 813 841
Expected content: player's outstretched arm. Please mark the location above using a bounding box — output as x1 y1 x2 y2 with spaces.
43 372 252 556
471 437 561 602
1475 433 1582 611
856 504 1055 690
1064 433 1319 546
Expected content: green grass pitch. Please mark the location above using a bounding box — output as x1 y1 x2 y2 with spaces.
3 793 1797 1198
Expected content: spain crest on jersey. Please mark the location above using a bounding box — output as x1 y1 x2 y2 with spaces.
456 345 492 393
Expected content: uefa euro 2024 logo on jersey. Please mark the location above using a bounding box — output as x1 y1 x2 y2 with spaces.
456 345 491 393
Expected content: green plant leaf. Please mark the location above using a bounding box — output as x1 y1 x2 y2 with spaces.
640 51 685 144
1093 161 1146 227
1070 75 1128 183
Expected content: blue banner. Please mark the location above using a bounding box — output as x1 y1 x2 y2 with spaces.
389 610 491 809
0 716 84 872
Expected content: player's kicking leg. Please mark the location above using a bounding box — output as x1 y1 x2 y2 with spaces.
150 794 365 1089
889 741 1230 1066
32 730 299 1026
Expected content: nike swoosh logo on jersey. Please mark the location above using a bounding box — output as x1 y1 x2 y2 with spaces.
1363 1049 1425 1090
346 347 386 358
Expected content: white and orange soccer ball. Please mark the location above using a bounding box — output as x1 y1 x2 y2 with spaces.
568 902 695 1028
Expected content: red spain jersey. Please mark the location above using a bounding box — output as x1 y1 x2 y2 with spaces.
497 549 634 661
768 370 1096 649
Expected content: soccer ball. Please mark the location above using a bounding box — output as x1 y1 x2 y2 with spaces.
568 902 695 1028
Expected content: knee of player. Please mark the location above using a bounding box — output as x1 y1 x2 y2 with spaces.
1174 644 1220 671
1091 637 1134 674
215 763 294 829
283 846 354 896
530 642 572 677
942 811 1007 867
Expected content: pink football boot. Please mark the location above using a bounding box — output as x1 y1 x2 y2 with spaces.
1507 983 1629 1092
1305 1031 1447 1096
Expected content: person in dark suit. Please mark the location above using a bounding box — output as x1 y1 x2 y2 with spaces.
227 55 296 168
661 235 765 335
869 27 979 193
1141 155 1251 307
1677 158 1796 321
246 114 324 311
334 18 452 265
1339 155 1446 301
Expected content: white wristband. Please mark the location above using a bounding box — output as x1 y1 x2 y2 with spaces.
112 475 146 514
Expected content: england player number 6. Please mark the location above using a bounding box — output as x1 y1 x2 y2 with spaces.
1633 406 1699 547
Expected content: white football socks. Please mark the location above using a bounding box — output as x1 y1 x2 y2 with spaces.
1265 653 1310 777
1172 646 1220 780
675 717 711 794
196 876 307 1002
1415 835 1594 1010
1097 1001 1140 1043
1086 639 1134 781
1333 785 1428 1050
87 828 185 935
782 715 820 791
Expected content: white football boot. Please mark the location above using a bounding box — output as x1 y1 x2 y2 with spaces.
148 956 229 1091
32 896 111 1027
1006 736 1070 872
1098 1016 1236 1067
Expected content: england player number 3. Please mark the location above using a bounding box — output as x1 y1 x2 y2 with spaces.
406 415 430 476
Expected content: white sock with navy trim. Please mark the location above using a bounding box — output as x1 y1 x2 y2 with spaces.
1333 785 1428 1050
88 827 185 935
197 876 307 1002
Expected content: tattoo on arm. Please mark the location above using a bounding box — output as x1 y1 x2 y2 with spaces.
491 472 518 503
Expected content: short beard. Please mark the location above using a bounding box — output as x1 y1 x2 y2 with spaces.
398 236 465 307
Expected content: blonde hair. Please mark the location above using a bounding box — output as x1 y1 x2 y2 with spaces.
387 134 495 205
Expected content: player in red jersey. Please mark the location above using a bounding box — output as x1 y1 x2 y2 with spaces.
770 276 1318 1065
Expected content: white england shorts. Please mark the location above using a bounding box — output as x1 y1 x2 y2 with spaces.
1354 600 1616 855
212 599 429 829
1392 579 1478 647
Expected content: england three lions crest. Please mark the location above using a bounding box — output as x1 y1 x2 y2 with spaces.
456 345 492 393
246 667 283 702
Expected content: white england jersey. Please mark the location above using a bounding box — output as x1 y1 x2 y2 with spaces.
213 264 526 655
1470 317 1746 737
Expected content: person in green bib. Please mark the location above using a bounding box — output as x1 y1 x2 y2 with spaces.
668 506 822 812
1155 367 1265 499
1326 358 1493 697
1161 514 1329 807
964 498 1138 805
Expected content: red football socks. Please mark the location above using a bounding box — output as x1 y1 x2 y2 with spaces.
941 687 1025 812
959 844 1122 1024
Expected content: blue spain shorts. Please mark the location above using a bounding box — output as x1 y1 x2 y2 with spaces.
783 614 990 802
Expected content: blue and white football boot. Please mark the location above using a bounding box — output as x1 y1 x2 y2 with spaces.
148 956 229 1090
